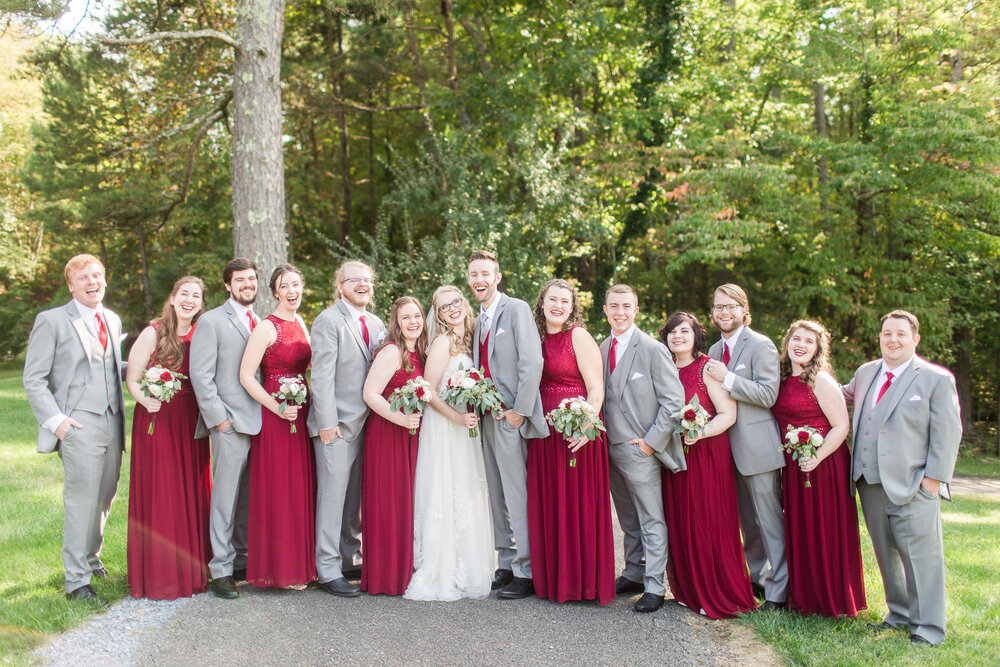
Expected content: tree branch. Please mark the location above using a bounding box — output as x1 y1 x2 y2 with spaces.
329 96 424 113
98 29 236 48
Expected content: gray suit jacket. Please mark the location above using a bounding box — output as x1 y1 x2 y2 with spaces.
600 328 687 472
23 301 126 454
190 301 262 438
472 293 547 440
707 326 784 476
843 356 962 506
306 300 386 442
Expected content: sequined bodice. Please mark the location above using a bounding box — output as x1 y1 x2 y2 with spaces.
381 347 425 399
676 356 717 417
540 328 586 395
771 375 831 436
261 314 311 390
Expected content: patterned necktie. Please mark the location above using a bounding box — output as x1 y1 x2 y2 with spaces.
247 311 256 333
722 343 731 366
609 337 617 374
480 312 490 344
875 371 894 405
95 313 108 349
359 314 370 347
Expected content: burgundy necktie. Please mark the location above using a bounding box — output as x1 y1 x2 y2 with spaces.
247 311 256 333
609 337 617 375
722 344 731 366
360 314 370 347
95 313 108 349
875 371 894 405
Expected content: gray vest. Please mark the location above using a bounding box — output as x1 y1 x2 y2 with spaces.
603 380 634 446
852 380 892 484
75 333 120 415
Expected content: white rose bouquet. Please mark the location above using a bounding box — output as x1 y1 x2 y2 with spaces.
139 365 187 434
440 365 507 437
271 375 308 433
389 377 432 435
545 397 605 468
780 424 825 488
671 394 711 452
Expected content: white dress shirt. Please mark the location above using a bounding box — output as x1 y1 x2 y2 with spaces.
720 324 745 391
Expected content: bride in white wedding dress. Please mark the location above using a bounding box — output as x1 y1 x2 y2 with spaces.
404 286 494 601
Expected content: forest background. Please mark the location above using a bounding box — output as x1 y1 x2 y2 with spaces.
0 0 998 447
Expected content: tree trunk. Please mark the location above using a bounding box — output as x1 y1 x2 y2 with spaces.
232 0 287 313
367 108 377 235
137 222 154 321
814 82 829 217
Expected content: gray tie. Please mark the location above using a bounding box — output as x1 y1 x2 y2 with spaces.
480 311 490 344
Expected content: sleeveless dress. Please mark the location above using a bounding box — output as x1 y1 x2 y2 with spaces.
661 355 756 618
247 314 317 587
361 347 423 595
404 351 494 601
771 374 867 617
527 327 615 604
127 326 212 599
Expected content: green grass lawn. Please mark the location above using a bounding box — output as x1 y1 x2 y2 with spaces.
1 364 998 665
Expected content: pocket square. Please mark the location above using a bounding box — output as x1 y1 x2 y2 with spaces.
908 395 923 402
735 363 746 371
630 371 645 381
496 327 506 336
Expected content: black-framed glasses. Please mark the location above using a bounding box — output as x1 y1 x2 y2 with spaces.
712 304 742 313
343 277 373 285
438 297 463 313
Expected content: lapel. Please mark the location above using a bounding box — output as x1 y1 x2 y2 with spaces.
729 327 751 370
876 358 921 427
67 301 92 362
486 293 507 364
106 310 123 370
852 362 881 434
615 333 641 400
337 300 371 361
224 300 251 343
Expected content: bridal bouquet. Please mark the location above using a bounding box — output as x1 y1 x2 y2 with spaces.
545 397 605 468
780 424 824 487
440 365 506 438
139 365 187 434
671 394 711 452
390 377 432 434
272 375 308 433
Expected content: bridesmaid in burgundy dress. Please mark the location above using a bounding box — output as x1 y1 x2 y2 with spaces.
527 279 615 604
361 296 427 595
772 320 866 617
660 312 756 618
127 276 212 599
239 264 317 588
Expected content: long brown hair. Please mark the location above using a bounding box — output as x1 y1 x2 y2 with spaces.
152 276 206 370
432 285 474 356
534 279 585 338
373 296 428 373
779 319 832 387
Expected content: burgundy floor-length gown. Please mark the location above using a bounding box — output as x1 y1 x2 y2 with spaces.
247 314 317 587
128 326 212 600
361 347 423 595
661 355 756 618
771 374 866 617
527 327 615 605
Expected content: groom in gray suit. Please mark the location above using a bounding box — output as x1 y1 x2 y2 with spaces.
705 283 788 609
307 260 385 598
843 310 961 646
24 254 126 602
190 257 261 599
468 250 546 600
600 284 685 613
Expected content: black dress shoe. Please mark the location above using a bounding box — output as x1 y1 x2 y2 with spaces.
318 577 361 598
867 621 905 633
496 577 534 599
615 576 644 596
751 583 765 599
759 600 786 612
91 567 107 579
491 568 514 591
341 567 362 580
634 592 665 613
232 568 247 582
210 576 240 599
910 634 934 646
66 584 107 605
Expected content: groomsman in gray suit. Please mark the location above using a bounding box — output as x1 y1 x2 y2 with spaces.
307 260 385 598
190 257 261 599
705 283 788 610
600 284 685 613
843 310 961 646
24 254 126 602
468 250 546 600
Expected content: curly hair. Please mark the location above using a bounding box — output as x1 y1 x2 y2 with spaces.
431 285 474 357
534 279 585 338
152 276 206 371
779 319 832 387
374 296 428 373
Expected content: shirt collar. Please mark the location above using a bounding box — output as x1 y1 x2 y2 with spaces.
342 300 367 321
879 356 913 381
228 298 254 319
73 299 103 322
481 292 502 321
722 325 745 349
613 324 636 348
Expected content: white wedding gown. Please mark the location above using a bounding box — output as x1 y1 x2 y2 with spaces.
404 352 494 601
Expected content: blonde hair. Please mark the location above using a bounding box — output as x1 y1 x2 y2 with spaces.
432 286 474 357
605 284 638 303
64 254 103 285
714 283 751 326
334 260 375 300
779 319 832 387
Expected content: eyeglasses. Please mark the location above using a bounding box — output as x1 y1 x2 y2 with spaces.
438 298 463 313
343 277 373 285
712 304 742 313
